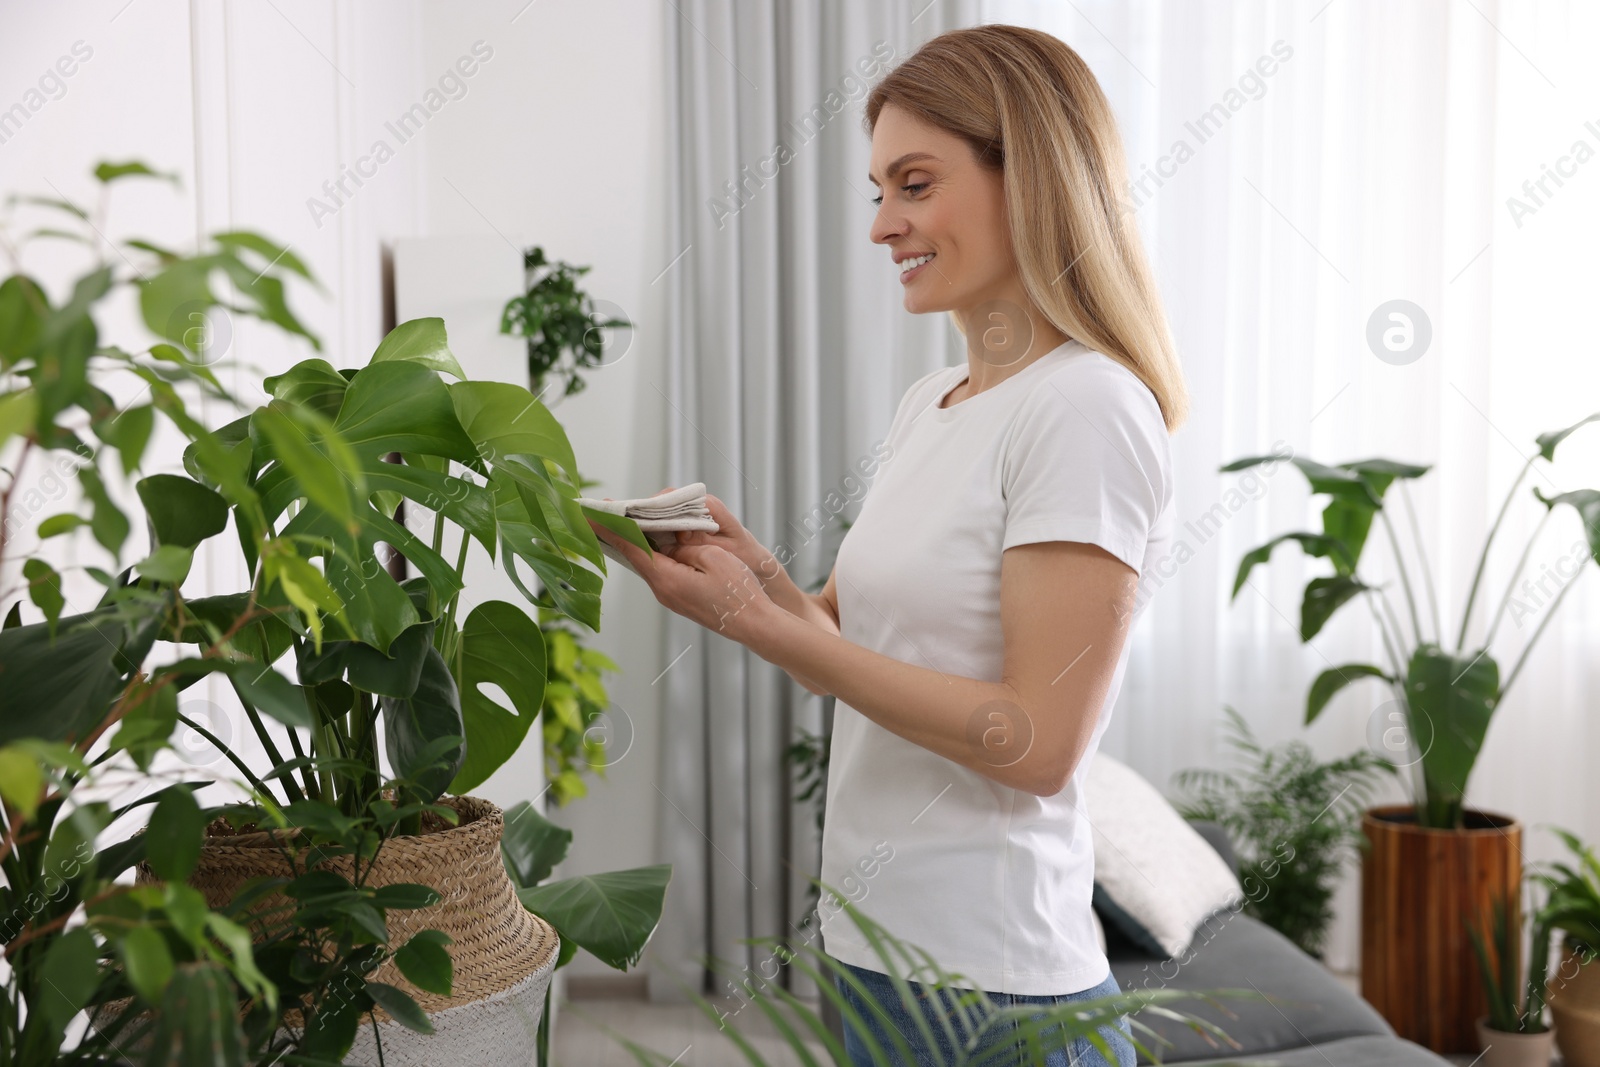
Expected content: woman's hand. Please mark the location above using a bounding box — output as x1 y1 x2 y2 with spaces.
586 507 778 643
670 492 788 588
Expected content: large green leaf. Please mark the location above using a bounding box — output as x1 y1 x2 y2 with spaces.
0 275 48 368
335 359 479 462
254 401 365 536
146 785 204 882
1404 644 1500 828
500 799 574 888
516 864 672 971
371 317 466 380
380 644 465 803
136 473 229 548
449 602 548 794
1306 663 1393 725
1300 575 1371 639
450 379 579 484
1536 412 1600 461
1231 532 1355 599
1533 487 1600 567
295 618 434 699
260 357 349 419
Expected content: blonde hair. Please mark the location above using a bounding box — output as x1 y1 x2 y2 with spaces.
864 24 1188 432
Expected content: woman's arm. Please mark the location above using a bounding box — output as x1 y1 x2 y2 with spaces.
741 540 1139 796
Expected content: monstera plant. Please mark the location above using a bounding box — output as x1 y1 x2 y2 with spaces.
1222 419 1599 830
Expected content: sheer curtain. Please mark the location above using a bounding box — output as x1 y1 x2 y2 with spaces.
986 0 1600 972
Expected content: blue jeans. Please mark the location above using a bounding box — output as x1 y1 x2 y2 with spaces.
833 960 1135 1066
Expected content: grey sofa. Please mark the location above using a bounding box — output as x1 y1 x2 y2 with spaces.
1102 821 1452 1066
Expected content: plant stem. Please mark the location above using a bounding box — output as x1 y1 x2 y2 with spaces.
1483 510 1552 650
1500 566 1588 700
1363 589 1407 680
1379 508 1424 647
286 726 320 802
238 696 302 804
1400 481 1442 645
177 713 278 801
431 508 445 557
1458 452 1536 651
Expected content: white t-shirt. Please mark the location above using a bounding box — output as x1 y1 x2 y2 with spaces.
817 338 1175 995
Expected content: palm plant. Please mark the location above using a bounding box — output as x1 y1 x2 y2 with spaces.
1222 422 1600 829
1467 885 1549 1034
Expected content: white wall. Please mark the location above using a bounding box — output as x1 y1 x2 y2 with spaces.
411 0 672 986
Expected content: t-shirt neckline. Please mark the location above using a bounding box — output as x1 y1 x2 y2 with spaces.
927 339 1085 422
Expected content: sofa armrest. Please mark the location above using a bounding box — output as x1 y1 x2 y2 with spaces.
1185 818 1239 878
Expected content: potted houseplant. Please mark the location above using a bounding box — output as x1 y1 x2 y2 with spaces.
1531 826 1600 1066
500 244 632 403
0 161 418 1063
1467 886 1555 1066
153 304 674 1062
1171 706 1395 959
1222 428 1600 1051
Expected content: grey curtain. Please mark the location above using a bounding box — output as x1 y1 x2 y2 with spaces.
650 0 982 1003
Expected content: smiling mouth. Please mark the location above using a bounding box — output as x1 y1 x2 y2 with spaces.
899 252 935 280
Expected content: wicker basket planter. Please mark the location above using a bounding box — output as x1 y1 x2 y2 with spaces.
114 795 560 1063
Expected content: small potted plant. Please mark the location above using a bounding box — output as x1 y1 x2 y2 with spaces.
500 245 631 403
1171 706 1396 959
1531 826 1600 1067
1467 886 1555 1066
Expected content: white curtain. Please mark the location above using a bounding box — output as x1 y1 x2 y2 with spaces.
985 0 1600 972
652 0 983 1003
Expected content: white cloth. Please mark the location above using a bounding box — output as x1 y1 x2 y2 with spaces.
577 482 719 572
817 339 1175 995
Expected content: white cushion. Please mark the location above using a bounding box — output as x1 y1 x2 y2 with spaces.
1083 753 1243 958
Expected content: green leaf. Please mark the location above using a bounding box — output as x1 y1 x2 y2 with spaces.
0 388 38 445
261 357 349 419
119 924 175 1003
1306 663 1393 725
1291 457 1384 507
380 645 466 803
500 799 573 888
295 619 433 699
147 785 205 882
94 160 179 184
1231 532 1355 599
449 601 547 794
516 864 671 971
78 463 130 558
1405 644 1500 828
98 402 155 476
394 929 454 997
1533 487 1600 567
336 359 479 461
372 317 466 379
0 745 45 819
136 473 229 548
22 558 64 635
211 230 313 280
39 926 101 1036
1536 412 1600 462
1301 574 1371 640
450 379 579 483
136 543 195 585
366 981 434 1034
146 962 248 1067
370 884 441 911
225 660 313 728
0 275 48 368
255 402 365 537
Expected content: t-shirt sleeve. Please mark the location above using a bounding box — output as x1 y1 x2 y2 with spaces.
999 359 1170 574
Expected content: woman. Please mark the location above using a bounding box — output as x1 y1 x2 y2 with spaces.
588 23 1185 1067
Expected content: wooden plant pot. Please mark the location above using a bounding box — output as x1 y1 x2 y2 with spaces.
1359 804 1521 1054
1548 939 1600 1067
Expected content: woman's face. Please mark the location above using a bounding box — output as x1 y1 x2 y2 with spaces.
868 103 1015 315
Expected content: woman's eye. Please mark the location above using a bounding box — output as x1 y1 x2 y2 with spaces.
871 182 928 205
